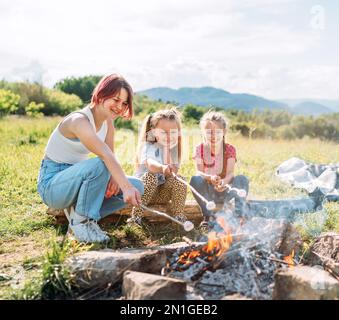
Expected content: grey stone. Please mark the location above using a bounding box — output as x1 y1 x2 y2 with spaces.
273 265 339 300
66 248 167 289
122 271 186 300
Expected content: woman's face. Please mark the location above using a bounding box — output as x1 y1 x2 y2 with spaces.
202 120 225 147
152 119 179 149
101 88 129 120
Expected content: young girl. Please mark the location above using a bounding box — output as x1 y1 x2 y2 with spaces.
190 111 249 228
130 108 188 224
37 74 143 243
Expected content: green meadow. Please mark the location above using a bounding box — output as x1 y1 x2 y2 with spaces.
0 115 338 298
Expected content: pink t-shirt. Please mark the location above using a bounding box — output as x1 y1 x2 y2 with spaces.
193 143 237 176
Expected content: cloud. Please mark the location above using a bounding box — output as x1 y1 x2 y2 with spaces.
6 60 46 83
0 0 337 99
129 59 339 100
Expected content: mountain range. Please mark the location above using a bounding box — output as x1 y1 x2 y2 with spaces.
138 86 339 116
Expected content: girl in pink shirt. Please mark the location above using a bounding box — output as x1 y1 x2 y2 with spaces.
190 111 249 228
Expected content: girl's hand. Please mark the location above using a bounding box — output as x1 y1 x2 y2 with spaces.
169 164 179 175
105 176 120 198
162 164 173 177
123 186 142 206
210 175 221 186
214 179 228 193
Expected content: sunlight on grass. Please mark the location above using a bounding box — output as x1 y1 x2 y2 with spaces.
0 115 338 298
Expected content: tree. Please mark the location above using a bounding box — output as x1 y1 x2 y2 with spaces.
182 104 205 124
54 75 102 103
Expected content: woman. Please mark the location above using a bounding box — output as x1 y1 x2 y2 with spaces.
37 74 144 243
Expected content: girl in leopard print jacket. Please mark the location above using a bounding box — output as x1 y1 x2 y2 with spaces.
130 108 188 225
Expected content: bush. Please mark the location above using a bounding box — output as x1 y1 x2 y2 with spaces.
182 104 205 124
0 89 20 117
25 101 44 118
0 81 84 116
0 81 48 115
276 125 297 140
114 117 136 131
43 89 83 116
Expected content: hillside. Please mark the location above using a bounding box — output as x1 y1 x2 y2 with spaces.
138 86 288 112
292 101 334 116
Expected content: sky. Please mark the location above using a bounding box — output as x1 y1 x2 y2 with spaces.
1 0 339 99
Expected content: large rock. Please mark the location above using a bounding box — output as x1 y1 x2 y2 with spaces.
306 232 339 277
273 265 339 300
66 248 167 290
122 271 186 300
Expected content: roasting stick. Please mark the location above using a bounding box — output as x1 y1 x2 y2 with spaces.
172 172 247 209
172 173 217 210
218 180 247 198
140 204 194 232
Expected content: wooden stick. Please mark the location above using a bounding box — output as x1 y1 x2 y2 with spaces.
311 251 339 280
255 254 295 266
182 236 193 245
172 173 211 205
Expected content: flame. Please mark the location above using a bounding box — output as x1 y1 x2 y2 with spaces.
202 216 233 257
283 250 295 267
175 215 233 269
177 249 201 265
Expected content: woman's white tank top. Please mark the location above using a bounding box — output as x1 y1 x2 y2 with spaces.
45 105 108 164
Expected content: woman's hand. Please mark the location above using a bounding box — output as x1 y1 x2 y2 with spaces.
105 176 120 198
122 186 142 206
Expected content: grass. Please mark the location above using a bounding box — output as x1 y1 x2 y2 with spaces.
0 115 338 299
9 237 80 300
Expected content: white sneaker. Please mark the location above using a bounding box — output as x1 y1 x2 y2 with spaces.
64 207 109 243
64 206 86 225
88 219 110 242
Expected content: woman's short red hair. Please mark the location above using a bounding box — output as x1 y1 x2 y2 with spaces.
91 73 134 119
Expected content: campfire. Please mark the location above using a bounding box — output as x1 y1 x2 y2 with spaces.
162 215 234 278
161 212 300 299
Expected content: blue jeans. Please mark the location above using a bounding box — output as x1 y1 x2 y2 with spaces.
37 157 144 221
189 175 249 218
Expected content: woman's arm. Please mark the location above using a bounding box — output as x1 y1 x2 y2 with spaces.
71 115 141 205
105 119 115 152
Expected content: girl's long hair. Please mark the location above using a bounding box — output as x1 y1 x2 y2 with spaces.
135 108 182 170
199 110 229 178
